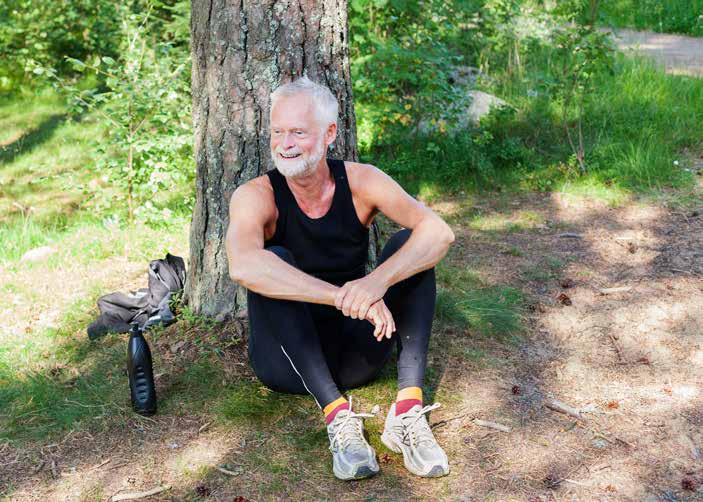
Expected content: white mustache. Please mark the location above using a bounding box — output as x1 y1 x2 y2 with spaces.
275 149 303 156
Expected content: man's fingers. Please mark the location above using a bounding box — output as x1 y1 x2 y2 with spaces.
358 301 372 322
335 287 347 310
351 297 365 319
385 307 395 339
376 323 385 341
377 302 391 340
342 294 354 316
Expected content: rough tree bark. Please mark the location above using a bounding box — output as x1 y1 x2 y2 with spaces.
185 1 381 320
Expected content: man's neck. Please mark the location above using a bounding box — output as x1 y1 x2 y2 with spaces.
285 158 334 202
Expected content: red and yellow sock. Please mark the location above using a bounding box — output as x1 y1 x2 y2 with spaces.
395 386 422 415
324 396 349 425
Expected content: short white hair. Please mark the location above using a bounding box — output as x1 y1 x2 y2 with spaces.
270 76 338 128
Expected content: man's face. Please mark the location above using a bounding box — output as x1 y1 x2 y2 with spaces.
270 95 332 178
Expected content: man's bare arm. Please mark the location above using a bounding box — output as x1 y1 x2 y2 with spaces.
370 215 454 290
226 183 339 306
358 164 454 290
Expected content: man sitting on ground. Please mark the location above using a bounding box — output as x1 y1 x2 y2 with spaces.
225 76 455 480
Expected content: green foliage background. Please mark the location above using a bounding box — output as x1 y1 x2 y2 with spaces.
1 0 701 226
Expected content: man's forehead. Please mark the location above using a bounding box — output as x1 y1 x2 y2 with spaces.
271 95 316 122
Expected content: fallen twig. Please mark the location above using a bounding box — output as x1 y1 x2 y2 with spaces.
563 478 590 487
50 459 59 479
89 458 111 471
599 286 631 294
198 422 211 434
608 333 625 363
105 461 130 471
572 325 609 337
216 465 241 476
430 412 470 429
545 399 583 419
111 485 171 501
32 459 46 475
472 419 512 433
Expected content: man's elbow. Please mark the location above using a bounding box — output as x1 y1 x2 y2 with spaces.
228 257 248 285
444 227 455 244
439 222 455 246
229 267 242 283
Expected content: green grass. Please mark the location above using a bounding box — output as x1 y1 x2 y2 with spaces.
434 261 525 343
468 209 543 233
361 53 702 206
599 0 703 36
1 37 700 496
0 89 194 253
0 292 130 442
0 85 192 442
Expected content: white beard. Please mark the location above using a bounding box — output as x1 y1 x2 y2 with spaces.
271 135 326 178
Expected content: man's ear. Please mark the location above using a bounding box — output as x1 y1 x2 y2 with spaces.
325 122 337 148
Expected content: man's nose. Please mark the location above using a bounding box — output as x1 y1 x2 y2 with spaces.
282 132 297 149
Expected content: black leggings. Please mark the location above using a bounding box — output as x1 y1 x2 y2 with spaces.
246 229 436 408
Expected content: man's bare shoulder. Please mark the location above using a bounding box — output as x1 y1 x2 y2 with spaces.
345 160 373 184
230 173 276 222
233 173 273 199
344 161 387 196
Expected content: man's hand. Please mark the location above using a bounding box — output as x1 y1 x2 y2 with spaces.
366 299 396 342
335 276 388 320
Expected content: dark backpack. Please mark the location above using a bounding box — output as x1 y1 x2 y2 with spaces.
87 253 186 339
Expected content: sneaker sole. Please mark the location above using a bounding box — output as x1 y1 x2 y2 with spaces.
333 464 379 481
381 431 449 478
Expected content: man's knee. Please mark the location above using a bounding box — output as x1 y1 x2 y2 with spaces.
266 245 297 265
379 228 412 263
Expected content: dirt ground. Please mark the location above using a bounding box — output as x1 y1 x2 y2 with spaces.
2 169 703 501
3 29 703 502
609 28 703 77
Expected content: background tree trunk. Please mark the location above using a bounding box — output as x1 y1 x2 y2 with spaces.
185 0 380 320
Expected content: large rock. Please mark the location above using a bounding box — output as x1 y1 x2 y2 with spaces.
418 89 509 134
465 90 509 125
20 246 56 263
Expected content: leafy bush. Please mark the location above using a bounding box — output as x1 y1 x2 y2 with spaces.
0 0 121 93
350 0 478 146
600 0 703 36
39 4 194 227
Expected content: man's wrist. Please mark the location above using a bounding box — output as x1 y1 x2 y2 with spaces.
370 265 394 290
326 283 341 306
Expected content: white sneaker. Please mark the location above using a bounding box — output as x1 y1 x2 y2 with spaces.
326 397 379 480
381 402 449 477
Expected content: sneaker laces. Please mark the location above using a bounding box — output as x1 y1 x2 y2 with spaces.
401 402 441 448
328 396 375 452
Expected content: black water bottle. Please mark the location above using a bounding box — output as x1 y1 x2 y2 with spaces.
127 321 157 415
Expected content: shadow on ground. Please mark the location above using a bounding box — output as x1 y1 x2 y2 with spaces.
0 113 70 165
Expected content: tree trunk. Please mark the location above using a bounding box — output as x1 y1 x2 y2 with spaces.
185 0 378 320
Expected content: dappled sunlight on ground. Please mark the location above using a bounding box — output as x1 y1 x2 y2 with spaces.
3 181 703 499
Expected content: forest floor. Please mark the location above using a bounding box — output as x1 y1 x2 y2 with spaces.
3 175 703 502
2 30 703 502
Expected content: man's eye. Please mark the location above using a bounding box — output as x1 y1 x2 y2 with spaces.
295 131 305 135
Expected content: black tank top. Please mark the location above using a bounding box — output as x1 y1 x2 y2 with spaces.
265 158 369 286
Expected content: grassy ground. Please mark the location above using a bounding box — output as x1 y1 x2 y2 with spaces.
600 0 703 36
367 53 703 202
2 43 703 500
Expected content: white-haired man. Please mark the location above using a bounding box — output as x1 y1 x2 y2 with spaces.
226 76 455 480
